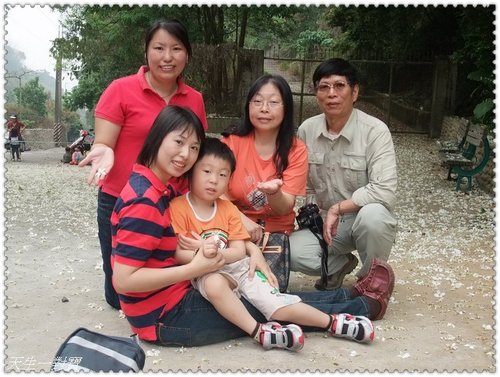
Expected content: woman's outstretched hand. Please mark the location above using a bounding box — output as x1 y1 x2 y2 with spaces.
79 144 115 186
257 178 283 195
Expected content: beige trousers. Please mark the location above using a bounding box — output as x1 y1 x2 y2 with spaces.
193 257 301 320
290 203 397 278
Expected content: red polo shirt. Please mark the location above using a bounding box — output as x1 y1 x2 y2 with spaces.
95 66 208 197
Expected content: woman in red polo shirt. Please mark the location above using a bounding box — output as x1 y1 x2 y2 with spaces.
80 19 208 310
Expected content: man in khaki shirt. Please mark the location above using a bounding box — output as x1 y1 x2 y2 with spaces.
290 58 398 290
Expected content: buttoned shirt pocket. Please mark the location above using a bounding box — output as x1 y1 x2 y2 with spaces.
340 153 368 192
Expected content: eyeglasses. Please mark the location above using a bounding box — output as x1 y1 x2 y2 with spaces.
250 99 283 109
316 81 349 94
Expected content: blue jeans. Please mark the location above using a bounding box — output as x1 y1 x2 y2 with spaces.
155 288 370 347
97 189 120 309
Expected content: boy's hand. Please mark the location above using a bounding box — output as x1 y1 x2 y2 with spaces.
178 232 202 252
202 239 218 258
246 241 279 288
189 232 218 258
191 245 225 275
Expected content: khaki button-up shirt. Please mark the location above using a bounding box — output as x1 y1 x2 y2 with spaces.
297 109 397 213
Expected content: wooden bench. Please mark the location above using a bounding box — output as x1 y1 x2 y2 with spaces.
441 123 490 192
438 118 470 154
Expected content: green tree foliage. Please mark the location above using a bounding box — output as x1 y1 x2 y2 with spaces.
5 37 83 130
295 30 335 54
55 4 494 128
324 5 467 59
54 4 246 111
324 5 495 129
14 77 49 117
452 7 495 130
52 5 323 111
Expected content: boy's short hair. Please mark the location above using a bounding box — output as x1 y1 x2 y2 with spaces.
197 137 236 174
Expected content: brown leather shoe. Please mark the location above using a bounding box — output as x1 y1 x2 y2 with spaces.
354 258 395 320
314 254 358 291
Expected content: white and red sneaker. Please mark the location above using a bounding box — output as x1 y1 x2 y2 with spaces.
330 313 374 343
258 322 305 351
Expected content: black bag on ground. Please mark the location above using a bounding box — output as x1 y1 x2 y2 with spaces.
258 231 290 293
51 327 145 372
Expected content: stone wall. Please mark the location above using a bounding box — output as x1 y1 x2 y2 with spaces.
439 116 495 195
22 126 68 150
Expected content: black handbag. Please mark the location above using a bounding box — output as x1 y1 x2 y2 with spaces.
258 232 290 293
51 327 146 372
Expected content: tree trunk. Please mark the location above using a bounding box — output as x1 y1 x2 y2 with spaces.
232 8 249 111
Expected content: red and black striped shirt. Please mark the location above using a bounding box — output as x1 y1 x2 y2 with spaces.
111 164 190 341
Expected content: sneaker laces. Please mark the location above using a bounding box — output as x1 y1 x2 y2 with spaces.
330 314 374 343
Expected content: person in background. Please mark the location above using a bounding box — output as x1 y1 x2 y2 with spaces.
70 146 84 165
79 19 208 310
8 127 21 161
290 58 398 294
112 110 394 347
171 137 374 351
221 74 307 243
61 146 72 164
7 114 26 139
6 114 26 161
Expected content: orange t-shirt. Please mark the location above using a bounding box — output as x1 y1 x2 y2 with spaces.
222 134 308 234
170 195 250 249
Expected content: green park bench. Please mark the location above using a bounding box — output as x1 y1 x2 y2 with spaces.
441 123 490 192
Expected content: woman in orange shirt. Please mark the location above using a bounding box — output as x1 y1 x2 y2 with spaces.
222 75 307 242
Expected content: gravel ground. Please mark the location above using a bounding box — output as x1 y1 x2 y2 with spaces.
3 133 496 372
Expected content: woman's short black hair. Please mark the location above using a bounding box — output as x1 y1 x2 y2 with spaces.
312 58 359 87
137 105 205 168
144 19 192 61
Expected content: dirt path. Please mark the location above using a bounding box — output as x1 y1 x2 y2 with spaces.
4 134 495 372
